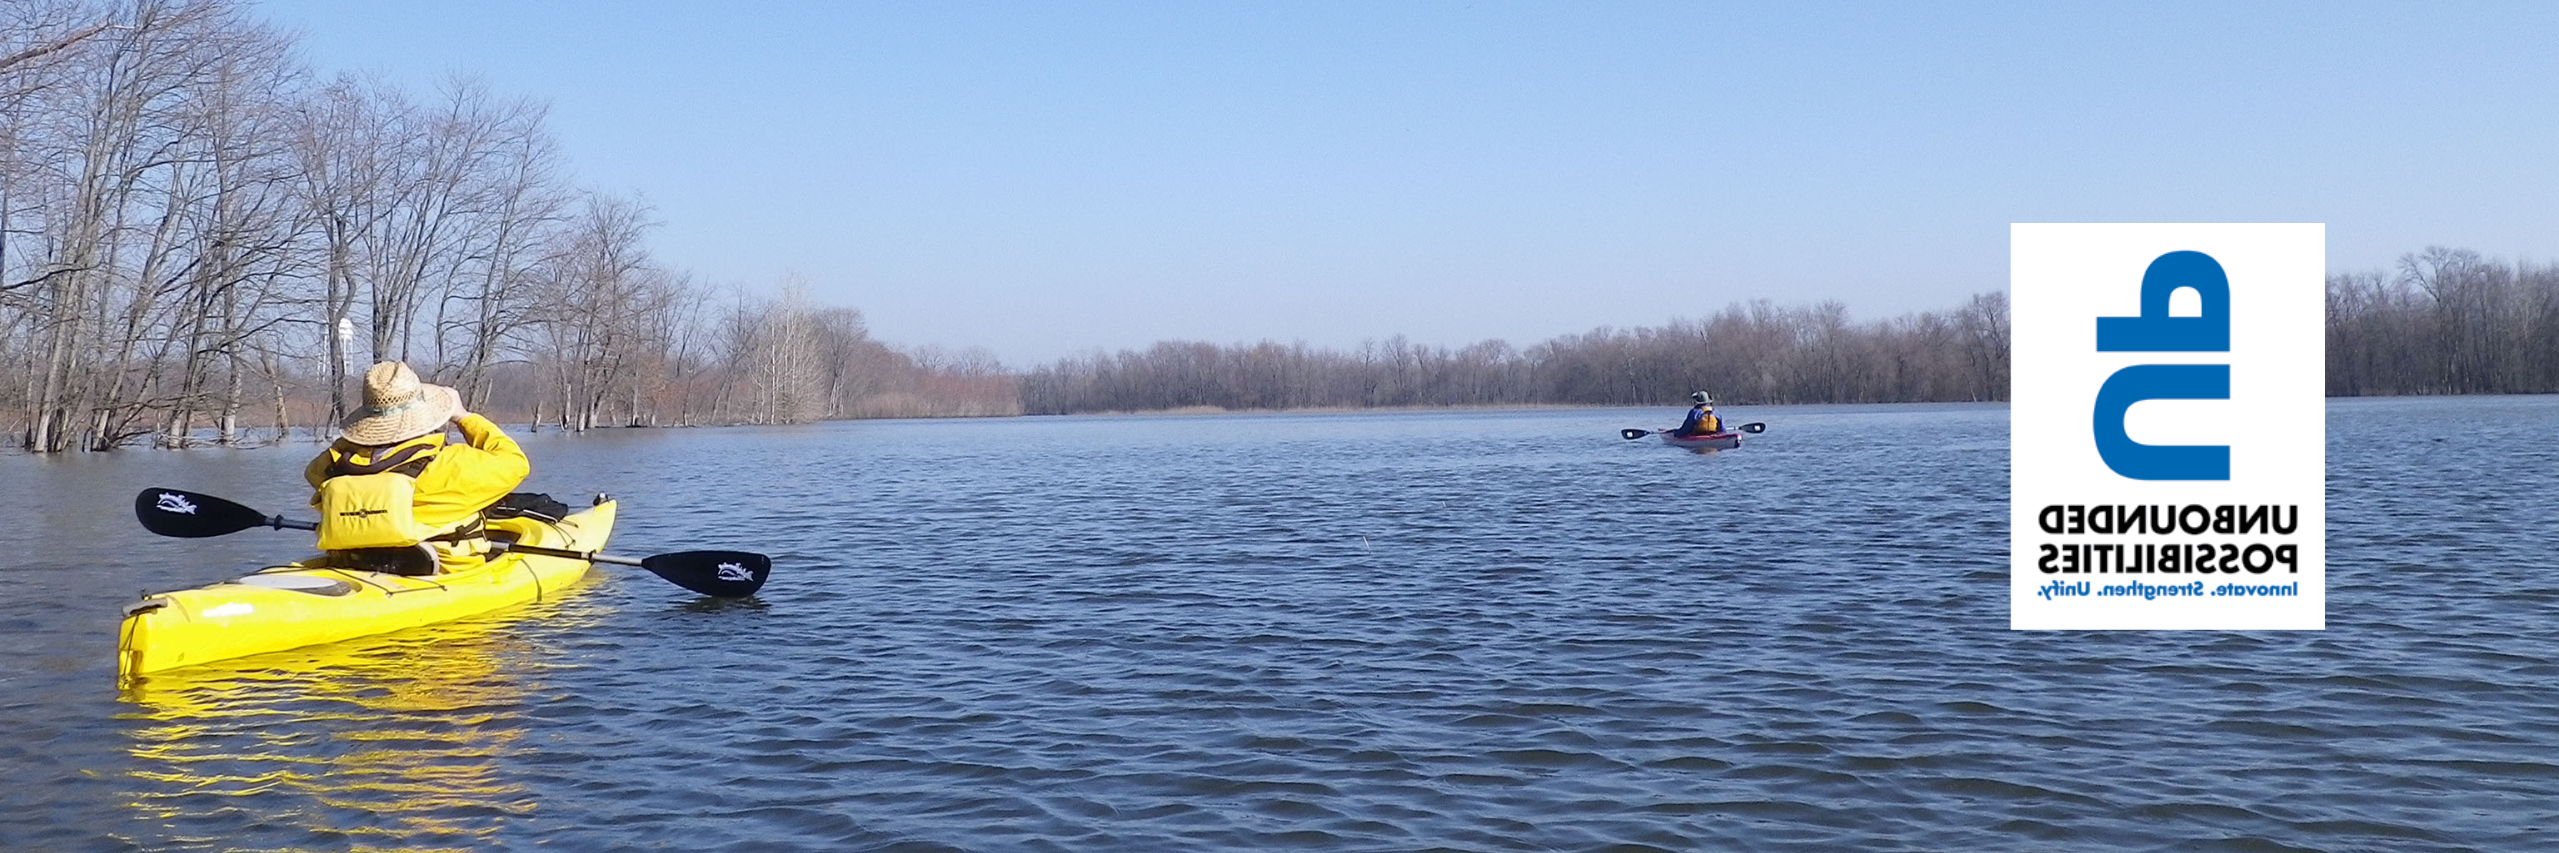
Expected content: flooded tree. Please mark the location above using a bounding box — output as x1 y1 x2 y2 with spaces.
4 1 294 451
0 0 1011 452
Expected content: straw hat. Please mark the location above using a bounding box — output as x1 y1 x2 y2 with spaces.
341 361 462 445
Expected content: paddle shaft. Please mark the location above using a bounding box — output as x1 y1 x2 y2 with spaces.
253 514 629 564
261 515 634 566
504 542 642 566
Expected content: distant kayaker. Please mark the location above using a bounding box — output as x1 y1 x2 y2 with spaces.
1670 391 1723 437
304 361 529 576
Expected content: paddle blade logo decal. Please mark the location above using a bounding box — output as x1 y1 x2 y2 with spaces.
716 562 753 582
156 492 199 515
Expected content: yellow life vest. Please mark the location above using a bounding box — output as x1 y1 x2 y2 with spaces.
315 440 473 551
1681 406 1722 435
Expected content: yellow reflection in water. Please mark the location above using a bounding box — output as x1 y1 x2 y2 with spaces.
118 617 562 852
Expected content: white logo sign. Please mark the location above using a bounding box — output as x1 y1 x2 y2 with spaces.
716 562 754 583
156 492 199 515
2011 224 2326 630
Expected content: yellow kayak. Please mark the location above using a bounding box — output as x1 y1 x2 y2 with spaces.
118 500 616 678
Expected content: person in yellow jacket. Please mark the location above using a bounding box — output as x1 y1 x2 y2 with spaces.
1670 390 1723 437
304 361 528 575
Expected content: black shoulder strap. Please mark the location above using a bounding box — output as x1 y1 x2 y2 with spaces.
328 442 438 478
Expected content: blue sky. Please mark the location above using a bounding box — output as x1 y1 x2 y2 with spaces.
251 1 2559 366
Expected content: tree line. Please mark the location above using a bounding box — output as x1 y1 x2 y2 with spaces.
2326 247 2559 397
0 0 1011 452
1021 246 2559 416
1021 293 2014 414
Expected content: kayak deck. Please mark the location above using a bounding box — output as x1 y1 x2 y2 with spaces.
117 500 616 678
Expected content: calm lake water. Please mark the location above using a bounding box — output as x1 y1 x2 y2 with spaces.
4 398 2554 851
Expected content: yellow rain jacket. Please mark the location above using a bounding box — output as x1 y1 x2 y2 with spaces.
305 414 529 573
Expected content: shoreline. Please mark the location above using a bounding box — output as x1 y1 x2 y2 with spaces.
24 393 2555 455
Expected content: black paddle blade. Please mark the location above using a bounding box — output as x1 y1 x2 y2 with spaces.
1740 422 1768 434
1620 429 1652 440
134 488 272 538
641 550 772 598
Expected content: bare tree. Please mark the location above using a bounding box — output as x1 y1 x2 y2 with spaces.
288 74 396 427
1 0 1018 449
525 190 662 430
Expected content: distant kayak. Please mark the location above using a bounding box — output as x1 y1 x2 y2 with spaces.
1659 431 1741 450
1620 422 1763 448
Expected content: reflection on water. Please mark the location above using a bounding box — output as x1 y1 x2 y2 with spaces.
116 613 582 852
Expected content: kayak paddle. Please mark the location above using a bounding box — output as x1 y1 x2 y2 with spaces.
133 487 771 598
1620 422 1766 440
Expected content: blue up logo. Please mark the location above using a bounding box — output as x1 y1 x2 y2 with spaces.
2011 225 2325 630
2095 251 2229 481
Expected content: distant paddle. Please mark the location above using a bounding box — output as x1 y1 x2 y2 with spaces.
1620 422 1766 440
133 488 771 598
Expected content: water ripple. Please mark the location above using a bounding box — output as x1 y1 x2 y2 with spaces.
4 401 2557 849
